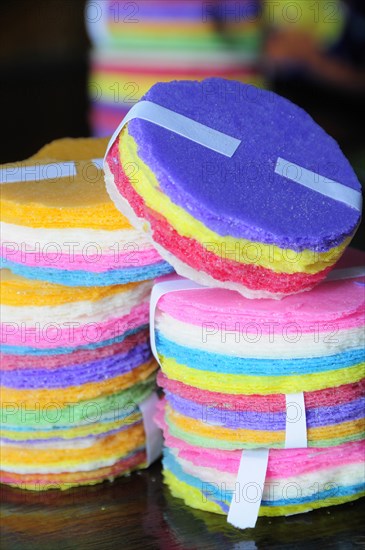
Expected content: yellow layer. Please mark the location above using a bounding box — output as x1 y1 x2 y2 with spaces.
168 407 282 445
0 268 140 306
0 360 157 407
160 356 365 395
120 128 349 274
164 469 364 517
109 20 260 37
1 137 130 229
167 406 365 444
1 423 145 470
1 413 141 441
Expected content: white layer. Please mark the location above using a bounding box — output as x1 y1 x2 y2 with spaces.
176 453 365 502
1 281 151 325
0 437 97 450
1 454 134 474
156 312 364 359
1 221 153 254
156 247 306 300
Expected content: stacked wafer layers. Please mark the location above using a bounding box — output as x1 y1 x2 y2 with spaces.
0 137 172 287
153 248 365 515
86 0 263 136
0 270 158 490
158 410 365 517
104 78 362 298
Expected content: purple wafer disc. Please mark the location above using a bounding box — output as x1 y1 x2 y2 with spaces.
128 78 361 251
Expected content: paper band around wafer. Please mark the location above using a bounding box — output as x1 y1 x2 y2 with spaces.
140 391 163 466
104 100 362 211
0 159 104 184
150 266 364 528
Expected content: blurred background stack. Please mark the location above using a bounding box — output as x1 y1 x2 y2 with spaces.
86 0 263 136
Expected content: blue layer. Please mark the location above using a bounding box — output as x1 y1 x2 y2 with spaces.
0 257 173 287
1 326 148 356
165 391 365 431
163 449 364 509
156 332 364 376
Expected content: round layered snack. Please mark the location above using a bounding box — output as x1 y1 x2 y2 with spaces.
104 77 362 298
0 137 172 286
157 405 365 518
0 269 159 490
152 247 365 519
158 373 364 450
155 248 364 396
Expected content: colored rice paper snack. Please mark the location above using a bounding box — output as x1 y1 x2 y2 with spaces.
0 395 149 491
104 77 362 299
0 270 157 402
158 376 365 450
0 269 162 490
0 372 161 491
151 248 364 523
0 376 155 439
153 247 365 395
163 441 365 516
0 268 157 400
156 404 365 516
156 404 365 518
162 483 364 550
0 268 152 351
0 137 172 287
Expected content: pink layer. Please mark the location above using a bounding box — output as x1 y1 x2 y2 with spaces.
157 372 365 413
1 246 163 272
1 330 149 370
1 303 148 348
93 63 258 77
157 273 365 334
156 405 365 479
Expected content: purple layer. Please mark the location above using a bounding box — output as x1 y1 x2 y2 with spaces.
166 392 365 430
1 342 151 389
128 78 361 251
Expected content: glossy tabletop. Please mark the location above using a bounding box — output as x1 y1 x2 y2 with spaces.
1 461 365 550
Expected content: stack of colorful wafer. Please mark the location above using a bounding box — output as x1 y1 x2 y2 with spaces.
0 269 159 490
152 247 365 517
86 0 263 136
0 137 168 490
104 78 362 299
0 137 172 286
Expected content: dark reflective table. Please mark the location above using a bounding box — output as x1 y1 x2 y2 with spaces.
1 461 364 550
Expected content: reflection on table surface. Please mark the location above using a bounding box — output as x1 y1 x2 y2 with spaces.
1 461 364 550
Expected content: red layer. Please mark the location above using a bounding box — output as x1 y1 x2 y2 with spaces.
107 140 330 293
